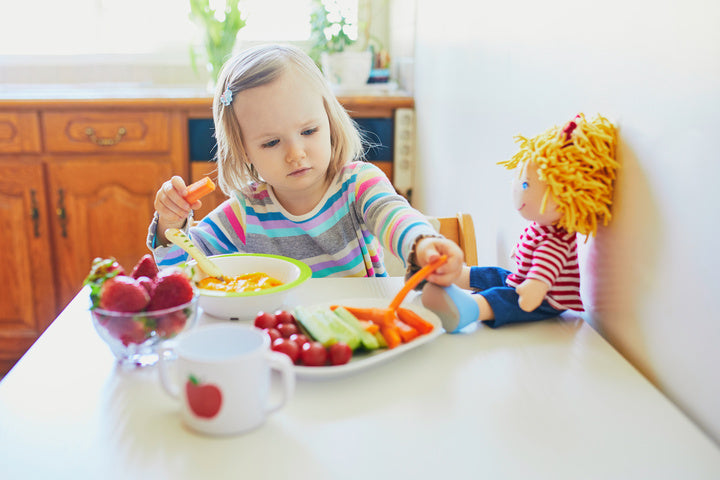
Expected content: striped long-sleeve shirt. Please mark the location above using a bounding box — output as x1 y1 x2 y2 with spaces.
506 222 584 311
147 161 439 277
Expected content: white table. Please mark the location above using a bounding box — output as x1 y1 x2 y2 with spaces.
1 278 719 479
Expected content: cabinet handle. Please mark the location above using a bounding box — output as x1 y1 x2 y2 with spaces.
56 189 67 238
85 126 127 146
30 189 40 238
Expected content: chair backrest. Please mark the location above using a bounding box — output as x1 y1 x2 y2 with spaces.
431 212 478 266
383 212 478 276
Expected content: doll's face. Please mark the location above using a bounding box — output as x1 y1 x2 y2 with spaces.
511 162 562 226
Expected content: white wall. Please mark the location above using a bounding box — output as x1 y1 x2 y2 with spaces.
413 0 720 444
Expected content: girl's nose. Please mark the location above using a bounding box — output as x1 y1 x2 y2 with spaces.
285 139 307 164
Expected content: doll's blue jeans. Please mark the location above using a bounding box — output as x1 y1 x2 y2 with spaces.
469 266 565 328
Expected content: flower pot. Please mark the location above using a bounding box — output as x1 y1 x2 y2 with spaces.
320 51 372 88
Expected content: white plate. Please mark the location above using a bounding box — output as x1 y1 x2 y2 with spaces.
293 298 444 379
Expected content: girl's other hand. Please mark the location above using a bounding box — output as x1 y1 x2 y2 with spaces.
154 176 200 231
416 237 464 286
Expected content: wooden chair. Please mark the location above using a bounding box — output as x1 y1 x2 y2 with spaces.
431 212 478 266
383 212 478 276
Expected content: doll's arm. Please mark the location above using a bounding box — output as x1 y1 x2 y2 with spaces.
515 278 550 312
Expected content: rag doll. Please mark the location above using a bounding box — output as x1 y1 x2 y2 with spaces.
423 113 618 331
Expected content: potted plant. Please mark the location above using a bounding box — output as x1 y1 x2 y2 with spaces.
189 0 246 88
309 0 372 88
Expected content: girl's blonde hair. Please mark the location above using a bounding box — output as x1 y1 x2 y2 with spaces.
499 113 619 237
212 44 363 196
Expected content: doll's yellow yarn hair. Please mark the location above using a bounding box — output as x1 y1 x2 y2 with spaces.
499 113 619 237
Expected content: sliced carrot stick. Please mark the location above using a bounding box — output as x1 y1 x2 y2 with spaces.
388 254 448 310
184 176 216 204
396 307 435 334
332 306 395 327
393 318 419 342
358 319 380 335
379 325 402 349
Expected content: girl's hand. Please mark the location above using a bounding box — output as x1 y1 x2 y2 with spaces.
154 176 201 242
415 237 464 286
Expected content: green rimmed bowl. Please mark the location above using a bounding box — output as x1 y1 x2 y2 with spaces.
187 253 312 320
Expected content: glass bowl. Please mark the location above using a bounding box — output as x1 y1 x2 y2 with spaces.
91 290 199 368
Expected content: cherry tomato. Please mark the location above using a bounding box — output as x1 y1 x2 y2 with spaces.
289 333 309 348
263 327 281 343
277 322 298 338
254 311 277 329
272 337 300 363
274 310 296 324
301 341 328 367
328 342 352 366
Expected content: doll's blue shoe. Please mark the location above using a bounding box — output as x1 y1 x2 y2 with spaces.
421 283 479 333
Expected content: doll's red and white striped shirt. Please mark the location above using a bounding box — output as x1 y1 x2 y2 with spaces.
506 222 584 311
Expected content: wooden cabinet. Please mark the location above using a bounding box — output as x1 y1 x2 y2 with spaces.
46 158 174 308
0 103 187 374
0 161 57 374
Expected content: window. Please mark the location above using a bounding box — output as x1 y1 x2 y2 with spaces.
0 0 357 57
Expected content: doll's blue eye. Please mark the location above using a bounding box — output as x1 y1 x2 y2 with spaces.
522 182 529 190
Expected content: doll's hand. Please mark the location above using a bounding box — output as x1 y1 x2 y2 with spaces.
515 278 550 312
415 237 464 286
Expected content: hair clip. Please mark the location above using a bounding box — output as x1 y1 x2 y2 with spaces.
219 86 233 107
562 120 578 140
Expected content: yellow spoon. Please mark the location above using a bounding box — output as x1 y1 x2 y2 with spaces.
164 228 227 280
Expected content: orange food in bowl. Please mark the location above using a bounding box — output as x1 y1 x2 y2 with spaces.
197 272 283 293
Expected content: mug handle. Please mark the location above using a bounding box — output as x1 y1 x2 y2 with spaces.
264 350 295 415
158 342 180 399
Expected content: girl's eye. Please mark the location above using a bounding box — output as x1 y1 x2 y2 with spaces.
522 182 529 190
262 139 279 148
301 127 318 136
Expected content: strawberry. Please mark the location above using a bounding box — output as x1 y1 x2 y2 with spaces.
85 257 125 283
147 268 195 311
99 276 150 313
135 276 155 296
84 257 126 308
104 317 148 346
156 310 188 338
131 254 159 280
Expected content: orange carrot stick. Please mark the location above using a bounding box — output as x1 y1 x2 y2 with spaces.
184 177 216 204
396 307 435 334
331 306 395 327
388 254 448 310
357 319 380 334
379 325 402 349
393 318 419 342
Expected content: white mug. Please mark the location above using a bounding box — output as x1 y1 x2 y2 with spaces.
158 323 295 436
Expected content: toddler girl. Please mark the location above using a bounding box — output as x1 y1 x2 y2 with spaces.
148 44 462 285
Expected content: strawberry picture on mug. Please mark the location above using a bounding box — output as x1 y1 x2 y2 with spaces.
185 374 222 419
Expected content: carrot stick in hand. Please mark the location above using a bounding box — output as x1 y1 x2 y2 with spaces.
388 254 448 310
184 177 216 204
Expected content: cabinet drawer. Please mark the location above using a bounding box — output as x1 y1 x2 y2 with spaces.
42 111 170 153
0 112 41 154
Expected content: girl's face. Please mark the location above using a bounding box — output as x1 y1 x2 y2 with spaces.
511 162 562 226
233 68 332 213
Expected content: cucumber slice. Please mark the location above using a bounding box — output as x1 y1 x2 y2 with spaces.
315 309 361 350
294 306 337 347
332 307 380 350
